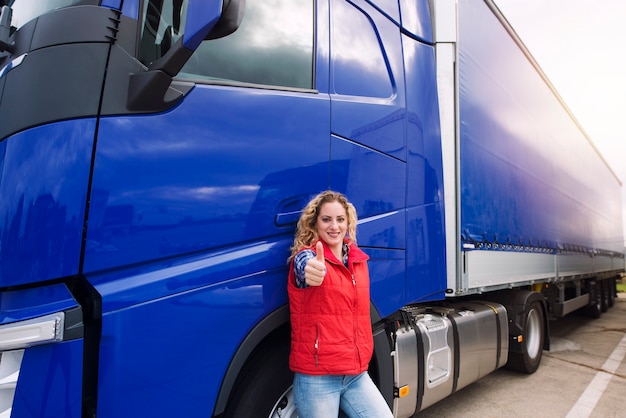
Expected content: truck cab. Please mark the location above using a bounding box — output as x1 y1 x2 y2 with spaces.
0 1 447 416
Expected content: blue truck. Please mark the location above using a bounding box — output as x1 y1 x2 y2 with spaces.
0 0 623 417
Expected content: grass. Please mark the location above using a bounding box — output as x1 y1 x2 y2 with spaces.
617 282 626 293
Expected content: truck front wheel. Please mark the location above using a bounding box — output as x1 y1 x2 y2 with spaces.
222 340 296 418
506 300 545 374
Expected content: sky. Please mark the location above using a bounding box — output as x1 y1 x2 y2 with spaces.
493 0 626 247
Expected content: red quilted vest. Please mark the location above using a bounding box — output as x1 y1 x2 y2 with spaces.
288 240 373 375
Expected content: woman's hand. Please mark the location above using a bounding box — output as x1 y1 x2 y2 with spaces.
304 241 326 286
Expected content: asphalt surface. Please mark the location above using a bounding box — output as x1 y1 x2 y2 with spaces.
415 293 626 417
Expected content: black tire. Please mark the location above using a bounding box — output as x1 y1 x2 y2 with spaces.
608 278 616 308
506 300 545 374
586 282 602 318
222 340 295 418
600 280 609 313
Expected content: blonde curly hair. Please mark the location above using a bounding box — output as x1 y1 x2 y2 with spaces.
289 190 358 260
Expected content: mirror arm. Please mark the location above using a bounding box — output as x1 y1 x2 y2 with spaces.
127 38 193 111
148 38 193 76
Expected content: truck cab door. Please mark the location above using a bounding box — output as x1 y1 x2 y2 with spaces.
328 0 407 315
85 1 331 415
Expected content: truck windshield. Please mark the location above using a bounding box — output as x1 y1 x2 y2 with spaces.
3 0 95 30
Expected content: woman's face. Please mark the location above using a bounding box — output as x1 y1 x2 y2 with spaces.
315 201 347 252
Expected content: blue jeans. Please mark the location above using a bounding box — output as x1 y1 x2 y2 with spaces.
293 372 393 418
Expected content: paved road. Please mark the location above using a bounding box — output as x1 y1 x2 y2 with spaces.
415 293 626 418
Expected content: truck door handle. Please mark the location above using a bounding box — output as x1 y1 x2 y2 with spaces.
274 195 310 227
275 210 303 226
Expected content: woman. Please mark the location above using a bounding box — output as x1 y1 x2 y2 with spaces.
287 191 393 418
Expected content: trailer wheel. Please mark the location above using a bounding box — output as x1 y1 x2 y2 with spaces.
586 282 602 318
600 280 610 312
222 340 296 418
607 278 616 308
506 300 544 374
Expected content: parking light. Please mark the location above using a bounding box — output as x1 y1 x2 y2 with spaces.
0 312 65 352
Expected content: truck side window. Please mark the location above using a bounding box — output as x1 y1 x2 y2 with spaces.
331 0 393 98
178 1 314 89
139 0 187 67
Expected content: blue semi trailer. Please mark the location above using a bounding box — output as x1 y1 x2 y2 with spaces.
0 0 623 417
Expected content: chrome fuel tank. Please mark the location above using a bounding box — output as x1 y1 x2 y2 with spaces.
391 302 508 417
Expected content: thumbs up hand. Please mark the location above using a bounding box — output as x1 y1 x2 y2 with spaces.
304 241 326 287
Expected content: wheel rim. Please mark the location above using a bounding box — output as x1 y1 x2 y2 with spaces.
526 308 542 359
269 386 298 418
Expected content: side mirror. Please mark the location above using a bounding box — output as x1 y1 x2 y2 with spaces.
204 0 246 41
128 0 245 111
